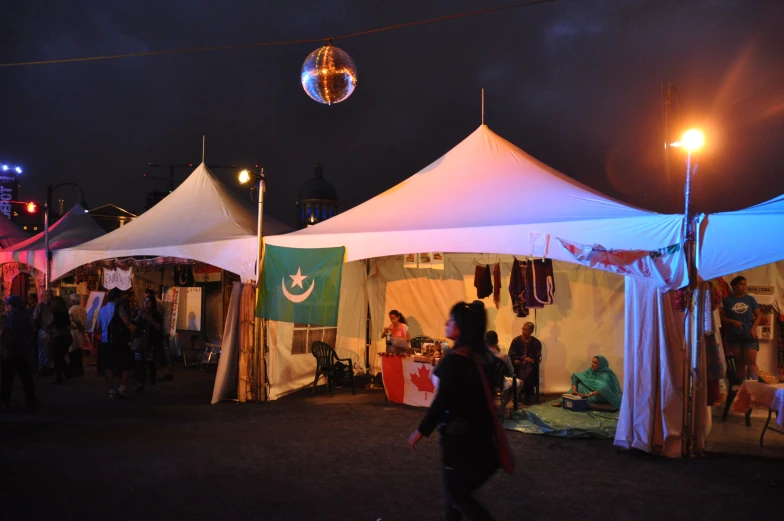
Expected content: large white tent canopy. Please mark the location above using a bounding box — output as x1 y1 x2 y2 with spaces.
0 203 104 273
266 125 684 266
698 193 784 280
54 163 291 280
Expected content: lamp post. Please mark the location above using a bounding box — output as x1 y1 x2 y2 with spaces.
670 128 705 457
44 183 87 289
239 167 266 401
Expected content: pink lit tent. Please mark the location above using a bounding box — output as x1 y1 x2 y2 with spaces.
262 125 689 456
0 214 28 249
0 203 105 273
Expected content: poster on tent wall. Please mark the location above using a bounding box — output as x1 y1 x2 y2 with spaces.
747 285 775 341
176 287 203 331
162 287 180 339
85 291 106 333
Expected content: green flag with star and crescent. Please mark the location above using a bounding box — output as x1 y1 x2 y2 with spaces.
256 245 345 326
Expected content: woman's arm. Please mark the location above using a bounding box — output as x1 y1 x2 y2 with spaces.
403 324 411 342
719 307 742 329
750 308 763 338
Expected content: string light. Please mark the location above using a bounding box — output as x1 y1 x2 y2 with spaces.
0 0 555 68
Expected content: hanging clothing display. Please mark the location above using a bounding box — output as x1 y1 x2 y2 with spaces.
508 259 528 317
474 264 493 299
492 263 501 309
525 259 555 308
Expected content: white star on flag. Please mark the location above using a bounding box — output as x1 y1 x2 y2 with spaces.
289 267 307 289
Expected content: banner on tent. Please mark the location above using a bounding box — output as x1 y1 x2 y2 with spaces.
558 239 687 291
257 245 345 327
102 268 133 291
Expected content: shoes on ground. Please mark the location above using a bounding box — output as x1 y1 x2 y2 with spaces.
116 387 130 399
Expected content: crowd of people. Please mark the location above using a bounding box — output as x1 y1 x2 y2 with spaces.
0 287 175 409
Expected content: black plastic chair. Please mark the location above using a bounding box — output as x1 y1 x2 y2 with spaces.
310 341 355 396
410 336 434 354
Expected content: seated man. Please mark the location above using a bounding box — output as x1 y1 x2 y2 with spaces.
486 330 513 385
508 322 542 405
568 355 623 411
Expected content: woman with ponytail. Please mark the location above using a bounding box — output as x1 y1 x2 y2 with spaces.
408 301 513 521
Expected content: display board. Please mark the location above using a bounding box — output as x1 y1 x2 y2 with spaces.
85 291 106 332
176 286 203 331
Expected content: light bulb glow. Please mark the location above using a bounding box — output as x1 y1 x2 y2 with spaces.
238 169 251 184
680 129 705 152
26 202 37 213
15 166 22 174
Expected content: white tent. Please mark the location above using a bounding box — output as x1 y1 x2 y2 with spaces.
266 125 683 261
697 194 784 399
54 163 291 280
259 124 687 456
0 215 28 249
0 203 104 274
698 194 784 280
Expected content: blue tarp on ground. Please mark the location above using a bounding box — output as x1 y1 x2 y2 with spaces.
503 400 619 439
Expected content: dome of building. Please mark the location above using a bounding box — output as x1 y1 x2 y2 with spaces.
296 163 340 229
297 163 339 202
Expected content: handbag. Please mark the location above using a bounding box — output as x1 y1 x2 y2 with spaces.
451 346 515 475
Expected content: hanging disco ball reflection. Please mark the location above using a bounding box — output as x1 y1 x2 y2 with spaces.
301 44 357 105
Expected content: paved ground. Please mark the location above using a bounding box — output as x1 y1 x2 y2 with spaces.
0 368 780 521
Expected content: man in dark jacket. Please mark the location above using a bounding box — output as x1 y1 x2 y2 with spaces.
1 296 37 410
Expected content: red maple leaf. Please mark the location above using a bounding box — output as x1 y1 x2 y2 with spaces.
410 364 436 399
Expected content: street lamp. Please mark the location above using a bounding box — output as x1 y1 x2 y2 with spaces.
670 128 705 458
239 167 266 400
670 128 705 229
44 182 87 289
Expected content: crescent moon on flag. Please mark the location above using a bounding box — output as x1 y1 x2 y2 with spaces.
281 277 315 303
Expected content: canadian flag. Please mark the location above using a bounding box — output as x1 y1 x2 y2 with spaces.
382 357 439 407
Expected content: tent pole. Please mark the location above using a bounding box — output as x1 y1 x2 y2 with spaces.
365 259 371 375
256 168 268 401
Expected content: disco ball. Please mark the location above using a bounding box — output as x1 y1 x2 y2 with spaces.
301 44 357 105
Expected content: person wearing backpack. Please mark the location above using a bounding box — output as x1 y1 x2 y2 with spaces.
95 289 133 399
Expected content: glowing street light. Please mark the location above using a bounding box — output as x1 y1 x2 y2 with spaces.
238 169 252 185
670 129 705 153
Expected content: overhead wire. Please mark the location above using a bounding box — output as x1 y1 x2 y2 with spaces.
0 0 555 68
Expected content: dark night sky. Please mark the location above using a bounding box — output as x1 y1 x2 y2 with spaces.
2 0 783 227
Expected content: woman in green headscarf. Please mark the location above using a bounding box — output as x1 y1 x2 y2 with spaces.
570 356 623 410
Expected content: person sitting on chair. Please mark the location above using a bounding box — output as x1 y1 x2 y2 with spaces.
508 322 541 405
382 309 411 354
569 356 623 411
485 330 513 377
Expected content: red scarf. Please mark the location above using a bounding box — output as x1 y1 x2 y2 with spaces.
451 346 515 475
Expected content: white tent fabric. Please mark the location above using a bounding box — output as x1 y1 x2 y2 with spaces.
0 204 104 273
212 282 242 404
614 277 685 457
0 215 28 249
365 254 626 391
53 164 291 280
266 125 684 274
698 193 784 280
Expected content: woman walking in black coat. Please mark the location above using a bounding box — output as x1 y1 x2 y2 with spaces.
408 301 513 521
